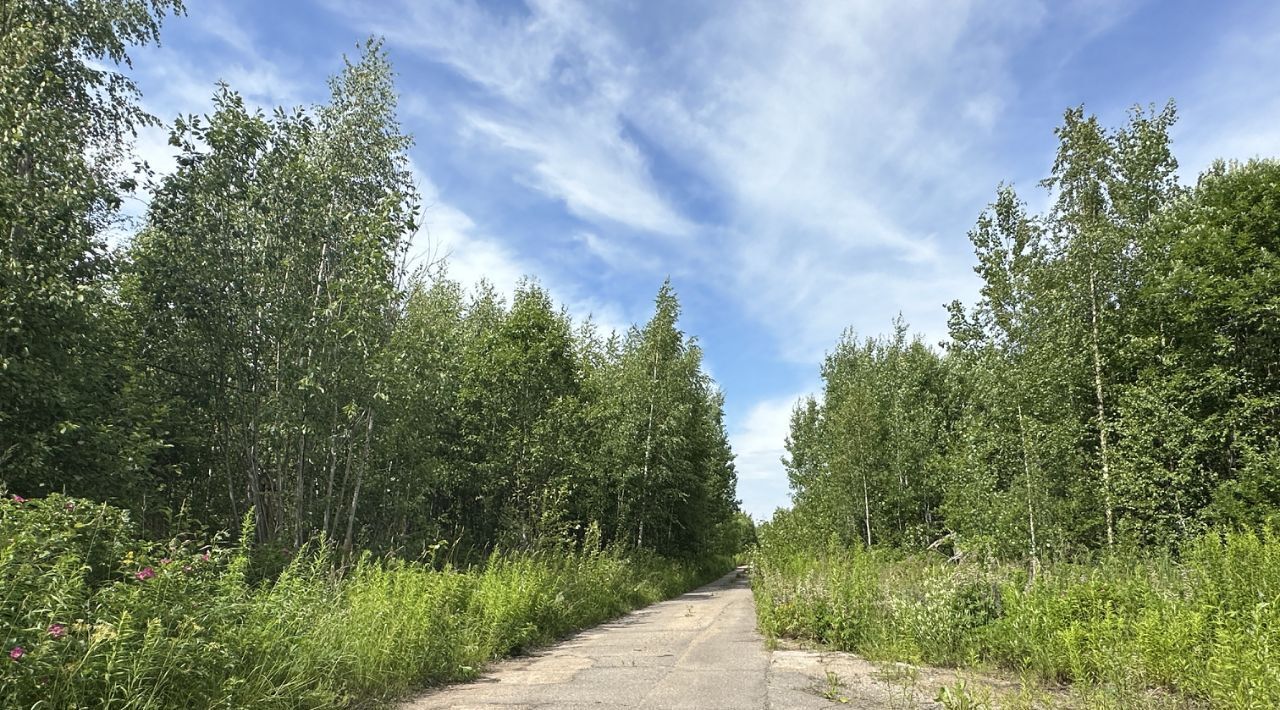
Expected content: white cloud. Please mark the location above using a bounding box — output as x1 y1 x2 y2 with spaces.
622 1 1049 361
339 0 1069 362
730 392 811 520
413 196 528 297
130 2 309 128
465 111 693 235
410 166 637 337
574 231 659 272
406 154 528 298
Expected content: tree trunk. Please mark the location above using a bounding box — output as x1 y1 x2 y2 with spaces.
861 468 872 548
344 411 373 554
322 403 339 538
1088 270 1116 546
1016 403 1039 567
637 352 658 548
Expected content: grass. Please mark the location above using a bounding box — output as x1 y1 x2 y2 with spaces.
0 493 729 708
751 530 1280 708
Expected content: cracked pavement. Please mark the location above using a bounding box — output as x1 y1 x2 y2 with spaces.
400 567 958 709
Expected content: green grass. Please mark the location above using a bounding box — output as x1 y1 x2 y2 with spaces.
0 494 728 708
751 531 1280 708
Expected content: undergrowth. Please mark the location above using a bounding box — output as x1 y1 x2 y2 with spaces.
0 493 728 708
751 530 1280 708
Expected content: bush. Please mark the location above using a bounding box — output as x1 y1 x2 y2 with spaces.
0 494 728 708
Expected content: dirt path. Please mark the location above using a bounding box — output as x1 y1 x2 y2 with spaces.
400 567 1048 709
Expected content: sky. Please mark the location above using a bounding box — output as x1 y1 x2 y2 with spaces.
123 0 1280 521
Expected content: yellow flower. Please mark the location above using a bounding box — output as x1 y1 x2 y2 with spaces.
90 622 118 643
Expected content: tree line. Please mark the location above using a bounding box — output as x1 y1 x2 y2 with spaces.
1 1 741 560
783 104 1279 560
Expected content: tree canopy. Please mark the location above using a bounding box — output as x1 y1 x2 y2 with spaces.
783 104 1280 560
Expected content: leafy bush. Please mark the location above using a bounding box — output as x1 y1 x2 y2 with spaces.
752 527 1280 707
0 494 728 708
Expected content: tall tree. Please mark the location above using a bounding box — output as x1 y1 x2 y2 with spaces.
124 43 417 544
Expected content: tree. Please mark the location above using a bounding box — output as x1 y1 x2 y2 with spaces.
1117 159 1280 539
124 43 417 544
1 0 182 503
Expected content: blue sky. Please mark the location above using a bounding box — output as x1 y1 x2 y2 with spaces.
126 1 1280 521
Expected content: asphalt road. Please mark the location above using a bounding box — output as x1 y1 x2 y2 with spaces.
400 567 960 709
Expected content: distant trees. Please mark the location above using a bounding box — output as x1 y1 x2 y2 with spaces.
596 283 737 556
784 104 1280 559
1 5 741 560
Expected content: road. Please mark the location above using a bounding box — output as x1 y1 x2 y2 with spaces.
400 567 972 709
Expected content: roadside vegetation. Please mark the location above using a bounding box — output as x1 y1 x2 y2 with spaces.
1 2 745 706
754 522 1280 708
757 91 1280 707
2 494 729 708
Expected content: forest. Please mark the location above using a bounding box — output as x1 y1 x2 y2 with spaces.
0 3 743 706
754 104 1280 706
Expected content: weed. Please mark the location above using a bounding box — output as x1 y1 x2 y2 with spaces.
821 669 850 703
936 678 992 710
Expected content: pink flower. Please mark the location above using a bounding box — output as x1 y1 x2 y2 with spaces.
182 565 193 574
64 501 75 511
200 552 210 562
160 558 172 566
11 495 25 504
48 623 66 639
9 647 24 661
134 567 155 581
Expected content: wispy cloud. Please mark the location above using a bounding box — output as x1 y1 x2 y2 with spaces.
337 0 1052 362
335 0 694 237
411 167 636 337
463 111 694 236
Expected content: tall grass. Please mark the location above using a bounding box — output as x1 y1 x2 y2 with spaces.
752 531 1280 708
0 494 728 708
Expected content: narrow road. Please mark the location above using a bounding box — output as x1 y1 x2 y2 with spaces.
401 568 974 709
404 567 774 709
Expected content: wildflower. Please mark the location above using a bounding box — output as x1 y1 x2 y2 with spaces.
64 501 75 511
160 557 172 566
200 552 210 562
8 647 24 661
135 567 156 581
182 565 193 574
11 495 25 504
90 623 117 643
48 623 66 639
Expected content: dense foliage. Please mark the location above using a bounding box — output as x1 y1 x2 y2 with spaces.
0 1 740 562
1 494 727 708
781 103 1280 560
